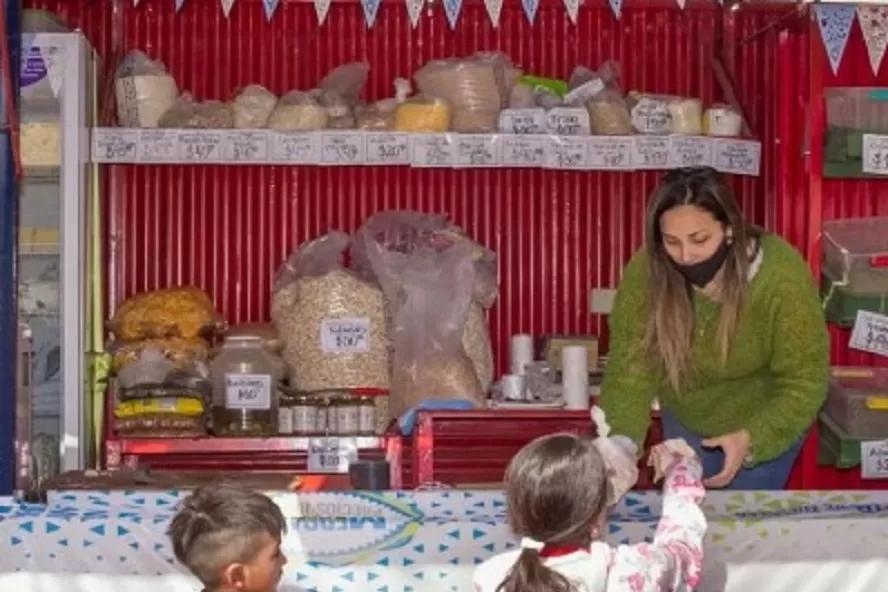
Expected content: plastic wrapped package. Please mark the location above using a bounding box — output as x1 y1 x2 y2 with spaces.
357 104 395 130
115 348 177 389
463 303 494 391
587 89 633 135
628 93 702 135
271 232 390 391
414 58 503 132
111 286 222 341
314 89 354 119
115 51 179 128
668 98 703 135
590 406 639 507
115 413 206 436
158 95 234 128
318 62 370 103
231 85 278 129
267 91 329 131
327 115 357 129
394 98 452 133
21 121 60 167
471 51 523 108
115 396 205 418
110 336 210 373
508 84 536 109
704 104 743 137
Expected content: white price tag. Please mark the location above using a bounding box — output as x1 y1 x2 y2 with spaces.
668 135 713 169
224 373 272 410
223 131 269 163
321 317 371 354
454 135 501 167
365 133 410 165
92 129 139 163
861 440 888 479
711 138 761 176
179 130 223 163
498 109 547 134
588 137 633 170
545 136 589 170
308 437 358 473
501 135 546 168
632 136 670 169
137 130 179 163
270 132 320 164
321 132 366 165
410 134 454 167
849 310 888 358
546 107 591 136
631 99 671 134
863 134 888 176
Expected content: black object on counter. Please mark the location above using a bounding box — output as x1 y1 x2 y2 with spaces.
348 460 391 490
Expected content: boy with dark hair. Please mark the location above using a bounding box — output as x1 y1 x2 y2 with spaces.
167 484 287 592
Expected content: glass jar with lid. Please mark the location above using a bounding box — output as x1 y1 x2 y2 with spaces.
210 335 284 437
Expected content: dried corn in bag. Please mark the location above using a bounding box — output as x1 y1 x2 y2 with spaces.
115 396 205 418
111 286 221 340
590 406 639 507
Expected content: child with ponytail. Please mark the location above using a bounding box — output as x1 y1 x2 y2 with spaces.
473 433 706 592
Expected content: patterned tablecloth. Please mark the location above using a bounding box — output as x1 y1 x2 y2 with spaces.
1 489 887 592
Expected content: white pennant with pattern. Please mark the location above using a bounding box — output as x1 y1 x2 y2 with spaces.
133 0 142 6
221 0 236 18
815 4 855 75
315 0 332 25
405 0 423 28
858 5 888 77
563 0 579 24
362 0 383 28
608 0 621 20
485 0 503 28
263 0 281 21
174 0 186 12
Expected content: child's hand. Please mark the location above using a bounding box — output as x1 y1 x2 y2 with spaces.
648 438 698 483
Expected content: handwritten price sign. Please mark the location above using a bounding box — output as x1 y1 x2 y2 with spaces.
410 134 454 167
137 130 180 163
850 310 888 359
320 317 370 354
223 131 269 163
861 440 888 480
713 139 761 176
178 131 223 163
668 136 713 169
365 133 410 165
270 132 319 164
455 135 501 167
501 136 546 168
546 108 591 136
92 129 139 163
499 109 547 135
632 136 670 169
588 137 633 170
321 133 366 165
545 137 589 169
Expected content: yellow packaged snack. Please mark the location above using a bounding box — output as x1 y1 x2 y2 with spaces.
115 396 205 418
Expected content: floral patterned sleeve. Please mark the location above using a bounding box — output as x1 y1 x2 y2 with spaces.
605 450 707 592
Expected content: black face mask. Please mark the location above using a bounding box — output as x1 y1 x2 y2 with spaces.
671 240 730 288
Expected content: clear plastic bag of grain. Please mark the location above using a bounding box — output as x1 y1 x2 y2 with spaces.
271 232 390 392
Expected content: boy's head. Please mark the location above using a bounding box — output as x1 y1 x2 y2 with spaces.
167 484 287 592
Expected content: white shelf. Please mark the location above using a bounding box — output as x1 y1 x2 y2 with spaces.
91 128 763 176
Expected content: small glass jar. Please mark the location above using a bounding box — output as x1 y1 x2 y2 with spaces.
357 396 377 435
292 393 319 435
330 395 360 434
277 389 296 435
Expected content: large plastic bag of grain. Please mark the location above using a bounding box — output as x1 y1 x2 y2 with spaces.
354 212 497 417
158 94 234 128
231 85 278 129
267 90 329 131
115 51 179 128
271 232 389 391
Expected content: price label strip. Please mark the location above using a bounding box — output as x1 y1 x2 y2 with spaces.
499 109 548 135
545 136 589 170
632 136 670 170
713 138 761 177
546 108 592 136
269 132 320 164
307 437 359 474
863 134 888 176
849 310 888 359
91 129 139 163
861 439 888 480
588 137 633 170
178 130 224 163
321 132 366 165
137 130 180 163
365 133 411 166
501 136 546 168
320 317 371 354
222 131 270 164
668 135 713 169
410 134 455 168
454 135 502 168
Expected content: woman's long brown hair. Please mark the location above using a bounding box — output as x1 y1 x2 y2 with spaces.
496 434 609 592
643 167 761 391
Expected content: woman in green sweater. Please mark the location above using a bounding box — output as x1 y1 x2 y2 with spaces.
600 167 829 490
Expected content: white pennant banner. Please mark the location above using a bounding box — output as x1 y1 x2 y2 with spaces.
858 5 888 77
174 0 186 12
608 0 622 20
262 0 281 21
521 0 539 25
361 0 383 27
563 0 579 24
405 0 423 28
134 0 142 6
315 0 332 25
485 0 504 28
675 0 686 10
815 4 856 75
442 0 463 30
220 0 236 18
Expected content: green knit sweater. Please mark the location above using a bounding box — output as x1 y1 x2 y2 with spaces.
599 234 829 465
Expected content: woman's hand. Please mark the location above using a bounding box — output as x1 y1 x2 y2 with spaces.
701 429 751 488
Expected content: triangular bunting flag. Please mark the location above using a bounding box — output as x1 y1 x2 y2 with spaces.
405 0 423 28
484 0 504 28
442 0 463 30
858 6 888 76
608 0 621 20
676 0 685 10
361 0 383 27
563 0 579 24
262 0 281 21
134 0 142 6
521 0 539 25
174 0 186 12
221 0 236 18
315 0 332 25
815 4 856 75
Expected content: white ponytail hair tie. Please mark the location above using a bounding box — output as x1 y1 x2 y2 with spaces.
590 406 611 438
520 536 545 551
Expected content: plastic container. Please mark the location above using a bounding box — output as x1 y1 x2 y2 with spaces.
825 88 888 133
822 270 888 327
823 217 888 295
210 335 283 437
817 411 862 469
825 367 888 439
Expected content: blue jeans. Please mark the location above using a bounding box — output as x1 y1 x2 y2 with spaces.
660 409 804 490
